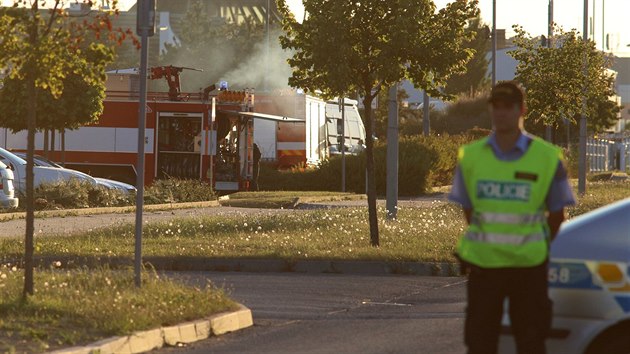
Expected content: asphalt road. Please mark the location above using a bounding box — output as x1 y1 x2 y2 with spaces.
156 272 467 354
0 206 296 239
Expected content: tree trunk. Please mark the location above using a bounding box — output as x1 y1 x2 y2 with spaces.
363 94 379 247
43 129 49 158
23 4 38 299
51 128 55 157
61 127 65 167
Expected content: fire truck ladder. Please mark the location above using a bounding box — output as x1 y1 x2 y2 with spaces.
149 65 203 101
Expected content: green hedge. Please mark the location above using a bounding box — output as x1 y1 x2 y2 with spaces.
21 178 215 210
31 179 133 210
259 134 476 196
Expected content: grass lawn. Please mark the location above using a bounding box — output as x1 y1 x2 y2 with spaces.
567 180 630 217
1 181 628 266
1 202 462 263
0 181 626 352
0 267 236 353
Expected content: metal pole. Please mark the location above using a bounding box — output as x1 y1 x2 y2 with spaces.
386 85 399 220
135 0 153 288
265 0 270 92
602 0 605 51
545 0 553 142
492 0 497 87
341 98 346 192
423 91 430 136
578 0 588 195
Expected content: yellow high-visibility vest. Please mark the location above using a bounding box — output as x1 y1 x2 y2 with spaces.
457 136 562 268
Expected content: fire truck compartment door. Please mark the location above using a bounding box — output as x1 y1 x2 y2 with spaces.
200 130 217 155
219 111 303 123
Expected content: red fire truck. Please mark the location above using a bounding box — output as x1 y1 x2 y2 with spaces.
0 67 301 192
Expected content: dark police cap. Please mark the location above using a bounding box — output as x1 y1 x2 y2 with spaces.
488 81 525 107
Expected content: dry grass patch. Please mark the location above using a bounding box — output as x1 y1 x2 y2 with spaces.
0 266 236 353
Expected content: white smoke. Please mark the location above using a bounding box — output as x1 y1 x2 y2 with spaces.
222 30 293 91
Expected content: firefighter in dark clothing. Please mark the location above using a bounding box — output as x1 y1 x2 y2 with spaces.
448 81 575 354
252 143 261 191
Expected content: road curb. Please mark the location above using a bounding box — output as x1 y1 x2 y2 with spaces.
28 256 461 277
164 258 461 277
48 304 253 354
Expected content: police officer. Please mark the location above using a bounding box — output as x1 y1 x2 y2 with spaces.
448 81 575 354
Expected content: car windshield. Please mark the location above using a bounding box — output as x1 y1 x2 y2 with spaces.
0 149 26 165
14 153 61 168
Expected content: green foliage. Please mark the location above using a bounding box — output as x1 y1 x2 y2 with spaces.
444 15 491 97
278 0 478 100
0 44 112 132
432 92 492 134
21 178 215 210
278 0 479 243
509 26 621 135
144 178 216 205
259 135 475 195
30 180 132 210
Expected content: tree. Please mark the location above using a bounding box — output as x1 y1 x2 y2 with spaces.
509 26 620 137
0 43 114 132
278 0 478 246
444 15 490 97
431 92 492 135
0 0 127 298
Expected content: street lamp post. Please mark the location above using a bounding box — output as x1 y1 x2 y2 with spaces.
545 0 554 142
134 0 155 288
624 44 630 133
578 0 588 195
492 0 496 87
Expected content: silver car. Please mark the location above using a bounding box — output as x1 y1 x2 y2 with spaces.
12 152 136 194
0 160 18 208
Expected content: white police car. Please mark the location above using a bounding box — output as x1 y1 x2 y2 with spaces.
500 197 630 354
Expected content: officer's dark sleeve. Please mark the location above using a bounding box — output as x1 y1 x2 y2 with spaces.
545 160 576 213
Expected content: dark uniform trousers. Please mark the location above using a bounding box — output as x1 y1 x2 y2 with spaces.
465 261 552 354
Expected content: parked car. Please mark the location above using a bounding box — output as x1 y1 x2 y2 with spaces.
0 148 97 194
0 160 18 209
12 152 136 194
499 197 630 354
93 177 136 194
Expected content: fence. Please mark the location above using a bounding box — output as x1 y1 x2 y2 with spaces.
586 137 630 173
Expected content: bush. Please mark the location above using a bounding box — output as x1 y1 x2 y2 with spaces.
30 179 133 210
144 178 215 204
432 94 492 135
259 134 477 196
22 178 215 210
